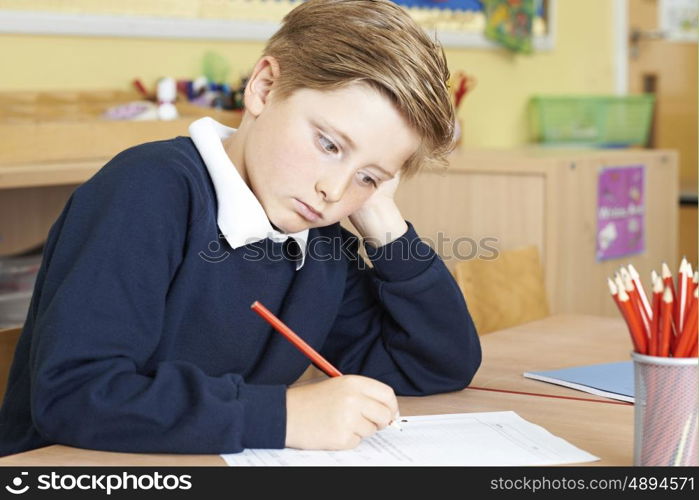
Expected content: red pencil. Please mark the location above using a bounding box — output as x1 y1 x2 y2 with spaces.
621 267 649 337
674 309 696 358
677 258 689 332
688 331 698 357
251 300 404 430
617 286 648 354
674 288 698 358
608 277 622 310
628 264 652 324
250 300 343 377
662 262 677 336
649 272 663 356
683 262 694 328
608 278 627 330
614 273 637 334
658 287 674 357
614 273 625 296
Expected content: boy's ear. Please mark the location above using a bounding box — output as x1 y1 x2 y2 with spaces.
244 56 281 117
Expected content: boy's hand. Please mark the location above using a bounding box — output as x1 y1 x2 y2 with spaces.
348 174 408 247
366 171 401 202
285 375 398 450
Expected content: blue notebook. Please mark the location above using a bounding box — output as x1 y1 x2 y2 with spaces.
523 361 634 403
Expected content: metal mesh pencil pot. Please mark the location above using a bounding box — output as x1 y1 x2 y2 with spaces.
632 352 698 466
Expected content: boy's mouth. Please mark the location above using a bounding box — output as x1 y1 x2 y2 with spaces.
293 198 323 222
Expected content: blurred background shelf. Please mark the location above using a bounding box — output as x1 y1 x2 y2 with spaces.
0 89 242 186
0 89 242 258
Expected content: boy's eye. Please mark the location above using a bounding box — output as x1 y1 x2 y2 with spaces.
358 173 378 188
318 134 339 154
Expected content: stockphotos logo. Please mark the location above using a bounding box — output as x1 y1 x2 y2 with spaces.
4 472 29 495
3 471 193 496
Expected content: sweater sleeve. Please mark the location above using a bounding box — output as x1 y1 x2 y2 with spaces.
29 146 286 454
320 223 481 396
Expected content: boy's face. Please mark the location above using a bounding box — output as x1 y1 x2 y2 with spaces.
238 82 421 234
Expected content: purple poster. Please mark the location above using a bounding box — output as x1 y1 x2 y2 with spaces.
596 166 645 261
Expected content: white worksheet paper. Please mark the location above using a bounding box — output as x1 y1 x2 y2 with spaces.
221 411 599 466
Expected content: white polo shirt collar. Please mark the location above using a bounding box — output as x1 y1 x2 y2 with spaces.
189 117 309 270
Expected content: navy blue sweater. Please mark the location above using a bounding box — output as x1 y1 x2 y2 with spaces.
0 137 480 456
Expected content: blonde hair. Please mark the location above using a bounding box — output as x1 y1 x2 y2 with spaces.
263 0 455 176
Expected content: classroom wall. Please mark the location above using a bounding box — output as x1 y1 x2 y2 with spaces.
452 0 616 148
0 0 615 149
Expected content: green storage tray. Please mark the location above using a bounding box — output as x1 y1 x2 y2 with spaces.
529 95 655 147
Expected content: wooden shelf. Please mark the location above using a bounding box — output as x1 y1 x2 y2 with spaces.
0 89 242 255
0 159 104 189
0 89 242 168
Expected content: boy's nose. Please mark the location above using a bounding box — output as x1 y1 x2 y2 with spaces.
316 172 353 203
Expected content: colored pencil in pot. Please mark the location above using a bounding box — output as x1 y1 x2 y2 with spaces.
617 286 648 354
658 286 674 357
661 262 677 335
621 267 649 337
629 264 653 323
649 272 664 357
677 258 689 333
674 288 698 358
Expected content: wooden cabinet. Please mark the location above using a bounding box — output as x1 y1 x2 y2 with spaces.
395 148 678 317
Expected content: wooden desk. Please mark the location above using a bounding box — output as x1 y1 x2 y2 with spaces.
472 314 633 401
0 315 634 466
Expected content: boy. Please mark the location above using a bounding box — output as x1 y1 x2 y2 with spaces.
0 0 480 455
